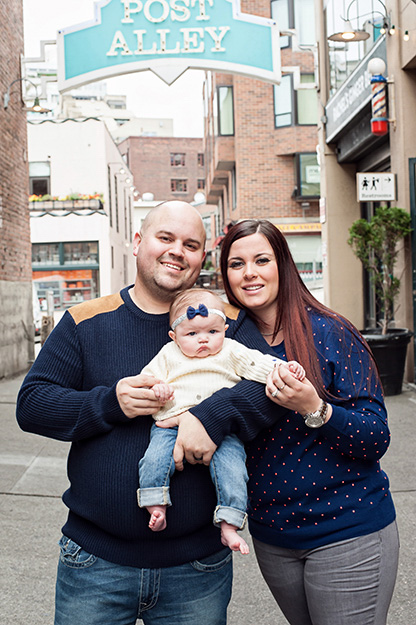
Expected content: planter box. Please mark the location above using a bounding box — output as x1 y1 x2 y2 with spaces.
361 328 413 396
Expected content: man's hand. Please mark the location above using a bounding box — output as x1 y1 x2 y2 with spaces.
116 374 166 419
156 411 217 471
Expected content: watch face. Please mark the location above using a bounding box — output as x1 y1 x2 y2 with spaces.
305 414 325 428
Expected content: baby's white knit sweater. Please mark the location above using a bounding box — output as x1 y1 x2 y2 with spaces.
141 338 282 421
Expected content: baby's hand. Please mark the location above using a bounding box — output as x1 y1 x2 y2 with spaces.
152 383 174 403
286 361 306 381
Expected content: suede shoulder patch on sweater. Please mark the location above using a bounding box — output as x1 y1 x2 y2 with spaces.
68 293 124 325
224 302 240 321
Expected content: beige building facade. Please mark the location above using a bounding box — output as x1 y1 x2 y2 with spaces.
315 0 416 382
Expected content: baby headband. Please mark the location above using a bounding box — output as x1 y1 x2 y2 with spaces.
171 303 226 330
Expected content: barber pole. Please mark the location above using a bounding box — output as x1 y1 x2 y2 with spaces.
370 74 388 136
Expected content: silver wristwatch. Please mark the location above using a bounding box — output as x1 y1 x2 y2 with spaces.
302 400 328 428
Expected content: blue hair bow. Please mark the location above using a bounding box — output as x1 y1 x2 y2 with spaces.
186 304 209 319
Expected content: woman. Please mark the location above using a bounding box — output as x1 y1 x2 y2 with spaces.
219 219 399 625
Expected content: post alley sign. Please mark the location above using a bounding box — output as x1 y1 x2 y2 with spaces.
57 0 282 90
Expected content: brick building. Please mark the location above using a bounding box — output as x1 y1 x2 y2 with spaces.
204 0 322 283
0 0 34 377
118 136 205 204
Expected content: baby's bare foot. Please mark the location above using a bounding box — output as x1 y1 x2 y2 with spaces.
147 505 167 532
220 522 249 554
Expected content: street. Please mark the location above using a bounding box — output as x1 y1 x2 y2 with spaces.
1 373 415 624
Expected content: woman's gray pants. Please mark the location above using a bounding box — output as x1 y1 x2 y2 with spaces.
253 520 399 625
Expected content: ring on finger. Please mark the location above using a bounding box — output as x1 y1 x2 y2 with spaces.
271 389 279 398
193 455 203 461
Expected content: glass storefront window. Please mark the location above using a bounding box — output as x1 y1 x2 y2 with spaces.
33 269 100 311
286 234 322 285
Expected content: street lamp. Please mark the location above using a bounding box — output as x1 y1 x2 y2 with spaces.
3 77 50 113
327 0 389 43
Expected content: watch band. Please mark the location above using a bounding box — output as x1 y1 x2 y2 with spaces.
302 400 328 428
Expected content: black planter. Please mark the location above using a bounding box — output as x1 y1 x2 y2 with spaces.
361 328 413 396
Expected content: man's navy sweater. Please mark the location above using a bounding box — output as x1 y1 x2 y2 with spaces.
16 287 279 568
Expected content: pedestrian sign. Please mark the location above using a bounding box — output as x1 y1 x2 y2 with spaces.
356 172 396 202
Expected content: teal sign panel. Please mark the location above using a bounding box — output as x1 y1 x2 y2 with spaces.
57 0 281 90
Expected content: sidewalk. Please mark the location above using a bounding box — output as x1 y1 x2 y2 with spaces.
1 372 415 624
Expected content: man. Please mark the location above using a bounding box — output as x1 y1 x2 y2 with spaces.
17 201 280 624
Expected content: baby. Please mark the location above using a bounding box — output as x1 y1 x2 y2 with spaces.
137 288 305 553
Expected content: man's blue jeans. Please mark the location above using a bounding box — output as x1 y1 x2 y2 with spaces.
138 424 248 529
55 536 232 624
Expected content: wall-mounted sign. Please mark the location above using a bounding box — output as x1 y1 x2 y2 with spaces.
357 172 396 202
305 165 320 184
277 222 321 233
57 0 282 90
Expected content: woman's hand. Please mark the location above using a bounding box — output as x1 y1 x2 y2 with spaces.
156 411 217 471
116 374 166 418
266 365 328 417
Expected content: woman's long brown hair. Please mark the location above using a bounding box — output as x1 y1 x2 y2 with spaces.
220 219 375 399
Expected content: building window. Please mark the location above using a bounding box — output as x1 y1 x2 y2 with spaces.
202 215 212 240
197 179 205 190
218 86 234 136
296 153 320 198
198 153 204 166
296 75 318 125
63 242 99 264
107 165 113 228
275 74 317 127
29 161 50 196
114 174 119 233
271 0 290 48
32 243 61 266
274 75 293 127
171 179 188 193
271 0 315 47
293 0 315 45
231 167 237 210
123 254 129 285
170 153 186 167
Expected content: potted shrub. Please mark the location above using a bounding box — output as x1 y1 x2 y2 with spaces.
348 205 413 395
